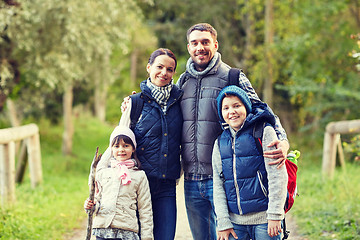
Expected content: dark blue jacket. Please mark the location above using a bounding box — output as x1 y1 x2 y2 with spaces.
218 103 275 214
133 80 183 180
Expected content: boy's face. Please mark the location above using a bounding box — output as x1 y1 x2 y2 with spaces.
221 95 247 131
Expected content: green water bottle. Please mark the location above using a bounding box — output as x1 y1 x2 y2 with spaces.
287 150 300 165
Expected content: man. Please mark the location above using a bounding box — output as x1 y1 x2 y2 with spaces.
177 23 289 240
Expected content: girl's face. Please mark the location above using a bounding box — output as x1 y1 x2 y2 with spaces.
111 139 135 162
221 95 247 131
146 55 176 87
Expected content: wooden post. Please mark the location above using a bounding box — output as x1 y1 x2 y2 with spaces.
0 141 16 205
322 132 336 178
16 140 28 183
27 133 43 188
322 119 360 179
0 123 42 206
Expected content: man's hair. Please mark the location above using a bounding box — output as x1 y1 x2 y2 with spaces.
186 23 217 42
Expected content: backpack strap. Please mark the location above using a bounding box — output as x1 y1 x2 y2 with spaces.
253 121 266 154
228 68 242 87
129 93 144 130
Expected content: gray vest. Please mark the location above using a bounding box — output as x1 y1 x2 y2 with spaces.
178 58 231 175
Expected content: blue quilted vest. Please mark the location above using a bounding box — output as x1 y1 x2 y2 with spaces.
133 80 183 180
218 124 269 215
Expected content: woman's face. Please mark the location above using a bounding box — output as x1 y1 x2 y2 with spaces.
147 55 176 87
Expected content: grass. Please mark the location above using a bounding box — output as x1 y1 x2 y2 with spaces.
0 116 359 239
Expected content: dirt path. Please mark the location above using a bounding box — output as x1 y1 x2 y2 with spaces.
65 177 302 240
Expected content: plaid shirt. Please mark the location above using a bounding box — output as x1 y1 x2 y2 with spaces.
239 71 288 141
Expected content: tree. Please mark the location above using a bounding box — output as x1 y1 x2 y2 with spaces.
1 0 152 154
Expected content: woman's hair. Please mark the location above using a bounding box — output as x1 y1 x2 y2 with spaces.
111 135 141 168
148 48 177 70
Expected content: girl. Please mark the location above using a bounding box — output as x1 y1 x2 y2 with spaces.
84 126 153 240
118 48 183 240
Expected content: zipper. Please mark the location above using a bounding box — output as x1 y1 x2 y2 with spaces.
257 170 268 197
194 77 201 172
232 138 242 214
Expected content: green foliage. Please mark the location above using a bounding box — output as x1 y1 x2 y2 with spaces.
270 0 360 131
343 134 360 162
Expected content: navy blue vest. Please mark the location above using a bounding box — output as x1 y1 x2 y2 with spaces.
218 125 269 215
133 81 183 180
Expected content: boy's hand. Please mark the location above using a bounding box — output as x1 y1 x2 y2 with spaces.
121 91 136 113
217 228 238 240
268 220 282 237
264 139 289 168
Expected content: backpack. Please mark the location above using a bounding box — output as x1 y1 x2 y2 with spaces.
253 121 299 240
128 93 144 131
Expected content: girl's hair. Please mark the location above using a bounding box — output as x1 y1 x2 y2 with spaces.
111 135 141 168
148 48 177 70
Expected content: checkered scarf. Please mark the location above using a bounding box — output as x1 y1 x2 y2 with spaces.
146 78 173 113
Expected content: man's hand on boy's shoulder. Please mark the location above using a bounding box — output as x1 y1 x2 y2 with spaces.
264 139 289 168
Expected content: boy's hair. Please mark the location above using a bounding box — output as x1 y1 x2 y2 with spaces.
186 23 217 42
111 135 141 168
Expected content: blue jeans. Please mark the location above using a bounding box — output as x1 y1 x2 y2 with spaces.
229 223 282 240
148 177 177 240
184 178 217 240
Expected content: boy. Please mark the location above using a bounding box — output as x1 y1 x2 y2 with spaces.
212 85 288 240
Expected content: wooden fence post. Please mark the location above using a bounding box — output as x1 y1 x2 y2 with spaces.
0 141 16 205
0 124 42 206
28 133 43 188
322 119 360 179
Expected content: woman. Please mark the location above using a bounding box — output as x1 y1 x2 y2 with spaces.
119 48 183 240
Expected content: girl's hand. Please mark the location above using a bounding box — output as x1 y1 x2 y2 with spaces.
84 199 95 210
120 91 136 113
217 228 238 240
268 220 282 237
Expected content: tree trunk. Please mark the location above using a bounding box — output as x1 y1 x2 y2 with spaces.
62 84 74 155
240 0 256 71
94 72 106 123
130 49 138 88
264 0 274 107
6 99 20 127
93 55 110 123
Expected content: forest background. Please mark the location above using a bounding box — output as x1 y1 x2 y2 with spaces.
0 0 359 239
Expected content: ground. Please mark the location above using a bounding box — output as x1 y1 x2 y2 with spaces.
65 177 303 240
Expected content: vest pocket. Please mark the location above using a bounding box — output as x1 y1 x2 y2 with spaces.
200 86 222 99
257 170 268 197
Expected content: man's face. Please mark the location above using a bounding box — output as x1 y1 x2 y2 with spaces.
187 30 218 71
